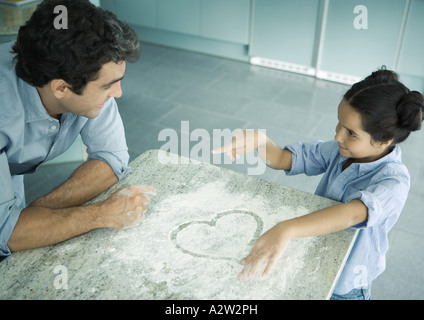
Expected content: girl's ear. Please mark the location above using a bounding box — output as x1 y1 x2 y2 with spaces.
373 139 394 150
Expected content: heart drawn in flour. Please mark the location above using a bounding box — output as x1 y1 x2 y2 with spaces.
170 210 264 263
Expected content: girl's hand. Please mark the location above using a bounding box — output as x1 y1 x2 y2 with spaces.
212 130 266 162
239 222 291 279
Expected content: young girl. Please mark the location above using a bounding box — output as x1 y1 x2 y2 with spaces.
212 68 424 300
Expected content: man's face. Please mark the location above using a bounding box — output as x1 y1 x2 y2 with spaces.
60 60 126 118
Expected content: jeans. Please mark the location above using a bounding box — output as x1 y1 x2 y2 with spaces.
330 285 372 300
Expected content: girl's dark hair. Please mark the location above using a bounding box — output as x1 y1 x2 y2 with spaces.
12 0 140 95
344 66 424 145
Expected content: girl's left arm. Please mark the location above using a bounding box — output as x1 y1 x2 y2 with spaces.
239 199 368 279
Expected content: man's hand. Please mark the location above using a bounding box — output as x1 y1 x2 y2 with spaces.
98 185 157 229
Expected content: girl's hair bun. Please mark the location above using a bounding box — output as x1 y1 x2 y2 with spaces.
344 66 424 145
397 91 424 132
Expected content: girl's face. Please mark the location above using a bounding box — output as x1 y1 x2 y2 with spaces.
335 99 392 163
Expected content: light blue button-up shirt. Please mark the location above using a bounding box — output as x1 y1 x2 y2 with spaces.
0 42 130 256
285 139 410 295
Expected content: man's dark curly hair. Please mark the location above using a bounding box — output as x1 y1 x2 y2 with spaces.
12 0 140 95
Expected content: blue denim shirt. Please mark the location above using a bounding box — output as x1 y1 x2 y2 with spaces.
0 42 130 256
285 140 410 295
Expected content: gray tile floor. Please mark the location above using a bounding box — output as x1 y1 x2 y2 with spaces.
24 42 424 299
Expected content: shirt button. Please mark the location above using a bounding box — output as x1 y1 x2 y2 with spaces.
51 125 57 130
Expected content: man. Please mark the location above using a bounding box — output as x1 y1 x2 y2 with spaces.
0 0 155 259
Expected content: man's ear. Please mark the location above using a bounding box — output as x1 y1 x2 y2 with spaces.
50 79 71 99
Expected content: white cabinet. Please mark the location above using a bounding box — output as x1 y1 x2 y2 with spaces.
101 0 424 91
102 0 250 44
317 0 407 82
101 0 251 61
250 0 321 74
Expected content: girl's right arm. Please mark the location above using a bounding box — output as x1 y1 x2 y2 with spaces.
212 130 293 171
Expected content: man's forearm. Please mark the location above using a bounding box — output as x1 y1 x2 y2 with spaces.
30 159 119 209
7 185 156 253
7 203 103 252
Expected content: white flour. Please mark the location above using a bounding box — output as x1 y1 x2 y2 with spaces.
89 180 318 299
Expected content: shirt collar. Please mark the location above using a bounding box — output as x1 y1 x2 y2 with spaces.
340 145 402 175
18 78 52 123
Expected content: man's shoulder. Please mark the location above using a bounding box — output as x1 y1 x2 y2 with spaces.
0 41 16 77
0 41 25 120
0 41 19 95
0 87 22 125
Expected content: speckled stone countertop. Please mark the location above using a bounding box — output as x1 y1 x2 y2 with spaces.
0 150 357 300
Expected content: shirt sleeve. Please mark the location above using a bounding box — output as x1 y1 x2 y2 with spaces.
0 149 24 257
80 98 130 180
346 165 410 229
284 140 338 176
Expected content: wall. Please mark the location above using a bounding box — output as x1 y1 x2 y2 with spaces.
101 0 424 92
